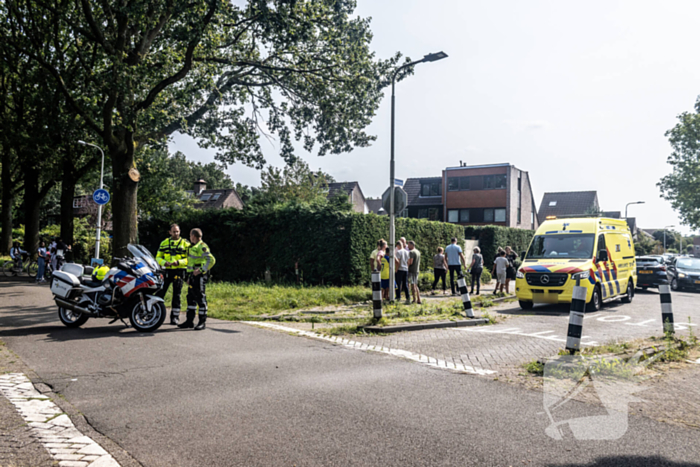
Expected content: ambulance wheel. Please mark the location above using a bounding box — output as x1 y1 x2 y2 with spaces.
519 300 534 310
58 307 90 328
588 286 603 312
621 281 634 303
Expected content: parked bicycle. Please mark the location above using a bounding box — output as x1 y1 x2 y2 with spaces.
2 252 35 278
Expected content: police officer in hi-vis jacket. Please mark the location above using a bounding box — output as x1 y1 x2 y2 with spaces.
178 228 216 331
156 224 190 325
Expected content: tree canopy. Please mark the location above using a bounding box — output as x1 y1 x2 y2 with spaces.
2 0 403 255
659 100 700 230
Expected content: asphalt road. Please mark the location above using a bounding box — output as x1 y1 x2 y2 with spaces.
1 282 699 467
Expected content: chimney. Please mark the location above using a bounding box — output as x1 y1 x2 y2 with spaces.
194 179 207 195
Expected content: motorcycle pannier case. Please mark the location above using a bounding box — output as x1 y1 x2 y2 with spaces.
51 271 80 298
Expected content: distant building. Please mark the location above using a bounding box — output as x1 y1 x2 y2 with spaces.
442 163 538 229
404 177 443 221
72 195 113 230
187 179 244 210
538 191 599 222
326 182 367 214
365 198 383 215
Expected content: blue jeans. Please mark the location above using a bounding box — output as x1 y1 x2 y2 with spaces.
37 258 46 280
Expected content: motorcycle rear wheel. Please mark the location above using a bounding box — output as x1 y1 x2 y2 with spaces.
58 307 90 328
129 300 166 333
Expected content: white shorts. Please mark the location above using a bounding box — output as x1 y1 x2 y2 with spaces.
497 271 507 283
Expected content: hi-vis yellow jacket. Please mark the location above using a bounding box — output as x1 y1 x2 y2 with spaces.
156 237 190 270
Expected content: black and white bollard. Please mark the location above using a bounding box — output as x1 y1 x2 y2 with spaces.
372 270 382 319
659 284 674 334
565 282 587 353
457 274 475 318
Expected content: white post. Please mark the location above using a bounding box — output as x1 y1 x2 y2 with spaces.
78 141 105 260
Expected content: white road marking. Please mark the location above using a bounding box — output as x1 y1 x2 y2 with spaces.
596 315 631 322
625 319 656 327
0 373 120 466
460 327 599 346
242 321 496 376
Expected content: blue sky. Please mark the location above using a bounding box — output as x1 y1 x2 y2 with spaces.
170 0 700 235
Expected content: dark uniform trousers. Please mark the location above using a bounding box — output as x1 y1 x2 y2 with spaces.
187 273 209 316
157 269 186 317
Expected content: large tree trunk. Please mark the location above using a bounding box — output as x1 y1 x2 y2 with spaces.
60 177 76 246
110 133 138 258
0 151 14 255
23 167 41 257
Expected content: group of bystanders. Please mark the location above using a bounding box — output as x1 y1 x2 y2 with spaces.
370 237 422 305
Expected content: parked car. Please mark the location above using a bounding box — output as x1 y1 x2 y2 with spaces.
635 255 667 290
667 256 700 292
662 253 677 265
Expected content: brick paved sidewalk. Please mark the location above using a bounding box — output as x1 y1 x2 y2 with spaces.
278 290 700 377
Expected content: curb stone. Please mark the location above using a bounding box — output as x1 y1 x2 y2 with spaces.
360 318 489 333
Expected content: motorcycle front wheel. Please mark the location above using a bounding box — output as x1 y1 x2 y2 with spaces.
58 307 90 328
129 299 166 333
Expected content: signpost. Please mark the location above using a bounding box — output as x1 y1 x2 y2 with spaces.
93 189 110 206
78 140 107 262
382 186 408 215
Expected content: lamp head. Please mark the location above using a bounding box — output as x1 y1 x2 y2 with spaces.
78 140 87 145
422 51 448 62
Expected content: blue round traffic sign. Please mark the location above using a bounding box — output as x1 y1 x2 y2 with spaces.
93 189 110 205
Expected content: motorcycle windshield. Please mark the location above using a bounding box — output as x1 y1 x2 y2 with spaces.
127 244 159 272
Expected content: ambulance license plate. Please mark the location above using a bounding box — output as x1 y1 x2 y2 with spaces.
639 271 652 274
695 280 700 284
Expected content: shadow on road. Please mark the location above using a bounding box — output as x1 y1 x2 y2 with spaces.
549 456 700 467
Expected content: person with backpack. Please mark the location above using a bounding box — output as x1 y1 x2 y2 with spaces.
505 246 518 294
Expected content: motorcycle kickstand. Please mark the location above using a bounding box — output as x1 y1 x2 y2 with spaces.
108 317 130 328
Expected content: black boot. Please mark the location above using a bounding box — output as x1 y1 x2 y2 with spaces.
194 314 206 331
178 310 195 329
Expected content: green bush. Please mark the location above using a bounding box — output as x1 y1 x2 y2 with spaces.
464 225 535 269
138 204 464 286
38 219 111 265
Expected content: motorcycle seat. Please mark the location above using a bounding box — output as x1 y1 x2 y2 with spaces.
81 278 105 288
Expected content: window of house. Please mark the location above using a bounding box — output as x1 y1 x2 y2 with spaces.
495 208 506 223
484 174 507 189
72 198 82 208
517 208 521 224
211 193 221 201
200 193 212 201
447 178 459 191
549 201 557 207
484 209 494 222
460 209 470 222
429 208 439 221
418 208 429 219
448 210 459 223
459 177 470 190
517 175 522 191
421 181 441 197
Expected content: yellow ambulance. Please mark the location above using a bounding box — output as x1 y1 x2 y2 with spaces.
516 217 637 311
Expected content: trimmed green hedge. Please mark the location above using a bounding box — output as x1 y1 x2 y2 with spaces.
138 204 464 286
464 225 535 269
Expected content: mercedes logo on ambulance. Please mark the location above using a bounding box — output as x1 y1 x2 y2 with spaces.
541 275 550 285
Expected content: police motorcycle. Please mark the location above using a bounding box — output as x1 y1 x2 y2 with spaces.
50 244 167 332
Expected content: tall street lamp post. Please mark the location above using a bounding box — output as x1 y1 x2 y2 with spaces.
625 201 645 218
389 51 447 301
78 140 106 260
664 225 675 253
